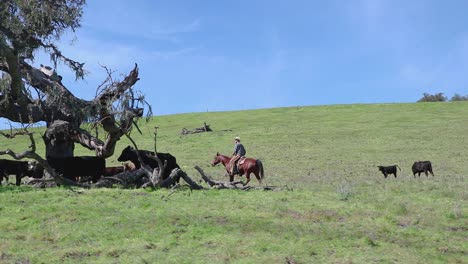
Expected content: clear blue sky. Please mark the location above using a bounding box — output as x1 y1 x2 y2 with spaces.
3 0 468 128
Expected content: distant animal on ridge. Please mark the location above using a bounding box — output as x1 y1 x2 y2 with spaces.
378 165 401 178
412 161 434 177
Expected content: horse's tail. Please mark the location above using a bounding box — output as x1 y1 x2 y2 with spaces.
396 165 401 171
257 159 265 182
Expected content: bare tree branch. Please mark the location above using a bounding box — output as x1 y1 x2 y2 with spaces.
194 166 279 191
40 42 86 80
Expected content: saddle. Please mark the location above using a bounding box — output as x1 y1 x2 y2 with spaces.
238 157 247 165
231 156 247 175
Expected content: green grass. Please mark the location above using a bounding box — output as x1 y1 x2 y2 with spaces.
0 102 467 263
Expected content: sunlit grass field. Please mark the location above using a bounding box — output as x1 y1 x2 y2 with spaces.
0 102 466 263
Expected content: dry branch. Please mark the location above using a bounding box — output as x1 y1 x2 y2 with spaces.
194 166 281 191
175 169 204 190
181 122 213 135
99 168 149 187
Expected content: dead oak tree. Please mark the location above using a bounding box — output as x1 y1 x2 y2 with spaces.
0 0 151 186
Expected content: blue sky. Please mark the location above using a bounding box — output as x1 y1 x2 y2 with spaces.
3 0 468 128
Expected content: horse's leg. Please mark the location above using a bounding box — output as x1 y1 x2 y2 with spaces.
229 173 234 182
253 170 262 185
244 172 251 186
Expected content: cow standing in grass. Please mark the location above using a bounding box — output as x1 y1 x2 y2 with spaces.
117 146 180 181
47 156 105 183
378 165 401 178
0 159 44 186
412 161 434 177
0 159 30 186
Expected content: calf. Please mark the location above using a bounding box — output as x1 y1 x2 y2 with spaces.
103 166 125 176
47 156 105 183
412 161 434 177
123 161 136 171
378 165 401 178
26 161 45 179
0 159 30 186
117 146 180 180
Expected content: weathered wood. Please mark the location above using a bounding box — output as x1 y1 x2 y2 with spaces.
99 168 149 187
176 169 204 190
181 122 213 135
194 165 281 191
1 57 143 159
194 166 243 187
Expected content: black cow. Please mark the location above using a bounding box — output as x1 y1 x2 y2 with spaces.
25 161 45 179
0 159 30 186
47 156 105 182
117 146 180 180
0 159 44 186
378 165 401 178
412 161 434 177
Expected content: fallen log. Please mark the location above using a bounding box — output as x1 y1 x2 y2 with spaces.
181 122 213 135
194 166 280 191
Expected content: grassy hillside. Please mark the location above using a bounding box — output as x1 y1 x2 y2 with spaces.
0 103 466 263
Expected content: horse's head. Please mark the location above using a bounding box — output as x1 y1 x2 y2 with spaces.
211 152 221 166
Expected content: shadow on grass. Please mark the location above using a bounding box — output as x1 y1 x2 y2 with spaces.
0 185 37 194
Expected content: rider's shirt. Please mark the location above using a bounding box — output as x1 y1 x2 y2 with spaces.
233 143 246 156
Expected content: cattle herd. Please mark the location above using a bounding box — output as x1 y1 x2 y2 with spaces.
0 145 181 186
1 145 434 185
378 161 434 178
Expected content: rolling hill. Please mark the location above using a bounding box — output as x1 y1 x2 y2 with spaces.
0 102 466 263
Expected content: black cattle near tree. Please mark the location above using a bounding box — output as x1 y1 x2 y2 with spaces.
412 161 434 177
27 161 45 179
117 146 180 180
0 1 149 186
378 165 401 178
0 159 29 186
0 159 44 186
47 156 105 183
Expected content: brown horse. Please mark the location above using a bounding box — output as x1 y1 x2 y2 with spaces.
211 152 264 185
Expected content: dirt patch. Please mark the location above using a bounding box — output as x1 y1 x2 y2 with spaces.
15 235 27 241
438 247 466 255
285 256 298 264
448 226 468 232
397 217 412 228
144 243 156 250
203 215 229 225
276 209 305 220
132 192 149 196
277 209 344 223
307 209 343 222
62 251 101 259
107 250 123 258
